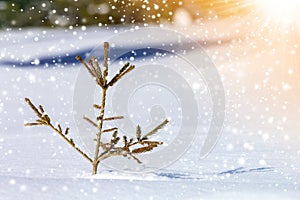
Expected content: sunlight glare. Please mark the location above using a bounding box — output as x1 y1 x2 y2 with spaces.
255 0 300 25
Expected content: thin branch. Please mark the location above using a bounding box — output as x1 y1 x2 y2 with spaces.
111 137 120 146
97 144 116 161
107 65 135 87
112 130 118 139
57 124 62 132
24 98 93 163
104 116 124 121
123 135 128 147
92 56 104 85
75 55 95 78
128 153 142 164
136 125 141 140
139 141 162 146
99 141 109 151
64 127 70 135
103 127 118 133
102 42 109 84
93 104 102 110
25 98 42 118
131 146 156 154
142 119 169 140
24 122 43 126
38 105 44 113
88 58 104 87
83 116 97 128
49 123 92 163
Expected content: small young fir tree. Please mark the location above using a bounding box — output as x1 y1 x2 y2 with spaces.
24 42 169 175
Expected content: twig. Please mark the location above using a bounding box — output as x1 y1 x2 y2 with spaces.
93 104 102 110
103 127 118 133
24 98 93 163
104 116 124 121
38 105 44 113
128 153 142 164
75 56 95 78
65 128 70 135
24 122 42 126
48 123 92 162
25 98 42 118
57 124 62 132
142 119 169 140
83 116 97 127
92 56 104 85
136 125 141 140
88 59 103 87
108 65 135 87
102 42 109 85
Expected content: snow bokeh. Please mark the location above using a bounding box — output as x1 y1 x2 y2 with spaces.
1 4 300 199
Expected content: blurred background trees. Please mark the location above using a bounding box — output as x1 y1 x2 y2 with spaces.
0 0 250 28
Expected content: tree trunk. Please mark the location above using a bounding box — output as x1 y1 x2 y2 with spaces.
92 160 99 175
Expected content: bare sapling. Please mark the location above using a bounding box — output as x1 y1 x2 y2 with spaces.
24 42 169 175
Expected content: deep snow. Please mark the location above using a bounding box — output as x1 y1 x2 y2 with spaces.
0 21 300 199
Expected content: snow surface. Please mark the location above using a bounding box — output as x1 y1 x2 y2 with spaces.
0 21 300 199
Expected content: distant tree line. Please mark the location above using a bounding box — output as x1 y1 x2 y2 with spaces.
0 0 182 28
0 0 251 28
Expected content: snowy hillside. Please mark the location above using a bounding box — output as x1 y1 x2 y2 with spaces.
0 21 300 199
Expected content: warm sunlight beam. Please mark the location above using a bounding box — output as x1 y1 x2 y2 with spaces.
255 0 300 26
